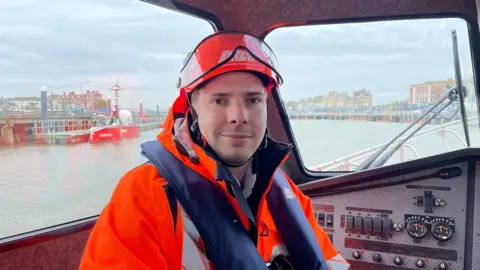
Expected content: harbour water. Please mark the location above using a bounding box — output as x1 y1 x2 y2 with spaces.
0 120 479 239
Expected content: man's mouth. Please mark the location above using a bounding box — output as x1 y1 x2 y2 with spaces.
220 133 252 139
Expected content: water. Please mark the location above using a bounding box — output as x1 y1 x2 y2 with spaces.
0 120 478 239
0 131 154 239
294 120 479 168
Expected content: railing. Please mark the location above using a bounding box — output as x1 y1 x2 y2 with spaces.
312 116 478 171
131 115 165 124
32 116 166 136
0 115 92 120
33 119 93 135
289 112 420 117
0 114 167 122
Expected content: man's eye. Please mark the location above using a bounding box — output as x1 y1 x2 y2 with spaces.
248 98 261 104
212 98 227 105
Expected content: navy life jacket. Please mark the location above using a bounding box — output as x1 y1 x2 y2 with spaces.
140 140 328 270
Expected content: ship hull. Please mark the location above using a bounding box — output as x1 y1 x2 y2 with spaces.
89 125 140 143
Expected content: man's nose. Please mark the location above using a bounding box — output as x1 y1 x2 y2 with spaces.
227 102 248 125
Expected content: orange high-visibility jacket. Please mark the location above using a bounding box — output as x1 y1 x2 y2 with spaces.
80 110 349 270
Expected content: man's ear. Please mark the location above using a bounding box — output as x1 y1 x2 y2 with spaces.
190 89 199 104
187 91 199 121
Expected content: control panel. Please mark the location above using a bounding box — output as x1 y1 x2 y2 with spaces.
311 164 468 269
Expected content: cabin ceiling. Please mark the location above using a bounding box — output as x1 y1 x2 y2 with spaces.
144 0 478 36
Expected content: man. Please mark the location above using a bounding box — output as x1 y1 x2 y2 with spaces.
80 31 350 270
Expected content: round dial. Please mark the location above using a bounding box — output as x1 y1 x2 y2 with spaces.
406 218 429 239
431 218 454 241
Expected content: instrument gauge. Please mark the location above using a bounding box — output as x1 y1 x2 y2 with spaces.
405 217 429 239
431 218 455 241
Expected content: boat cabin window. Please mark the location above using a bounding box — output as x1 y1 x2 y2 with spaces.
265 18 478 172
0 0 213 239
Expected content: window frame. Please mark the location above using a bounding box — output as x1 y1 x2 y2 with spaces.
262 14 480 186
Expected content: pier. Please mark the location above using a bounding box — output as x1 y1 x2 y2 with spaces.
289 112 418 122
288 112 458 125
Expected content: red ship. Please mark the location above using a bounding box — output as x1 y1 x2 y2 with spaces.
89 82 140 143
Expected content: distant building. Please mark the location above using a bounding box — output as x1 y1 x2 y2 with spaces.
6 97 41 112
352 88 373 107
48 90 103 111
409 78 455 105
324 91 349 108
285 89 373 111
284 100 300 111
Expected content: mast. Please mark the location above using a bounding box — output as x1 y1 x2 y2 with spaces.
109 77 121 119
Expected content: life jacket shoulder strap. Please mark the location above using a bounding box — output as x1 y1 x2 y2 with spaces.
143 161 178 231
164 184 178 231
141 140 270 270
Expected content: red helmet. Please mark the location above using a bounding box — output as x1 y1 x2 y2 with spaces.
177 31 283 93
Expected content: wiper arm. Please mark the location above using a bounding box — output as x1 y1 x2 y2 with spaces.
357 29 470 171
369 96 456 169
355 92 453 171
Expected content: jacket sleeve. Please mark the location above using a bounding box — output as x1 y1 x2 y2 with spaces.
283 173 351 269
79 164 181 270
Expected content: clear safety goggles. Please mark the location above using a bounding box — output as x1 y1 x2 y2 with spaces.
177 31 283 91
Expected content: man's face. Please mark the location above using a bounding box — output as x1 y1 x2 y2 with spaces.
192 71 267 166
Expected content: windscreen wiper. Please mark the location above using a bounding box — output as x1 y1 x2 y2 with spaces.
368 88 467 169
355 88 463 170
356 29 471 171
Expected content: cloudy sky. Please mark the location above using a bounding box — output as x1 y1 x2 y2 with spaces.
0 0 475 109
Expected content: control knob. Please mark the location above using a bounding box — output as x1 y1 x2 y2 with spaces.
437 262 449 270
393 256 403 265
393 223 403 232
372 253 382 262
415 259 426 268
434 198 446 207
352 250 361 259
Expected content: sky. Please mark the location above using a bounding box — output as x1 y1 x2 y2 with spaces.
0 0 476 109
